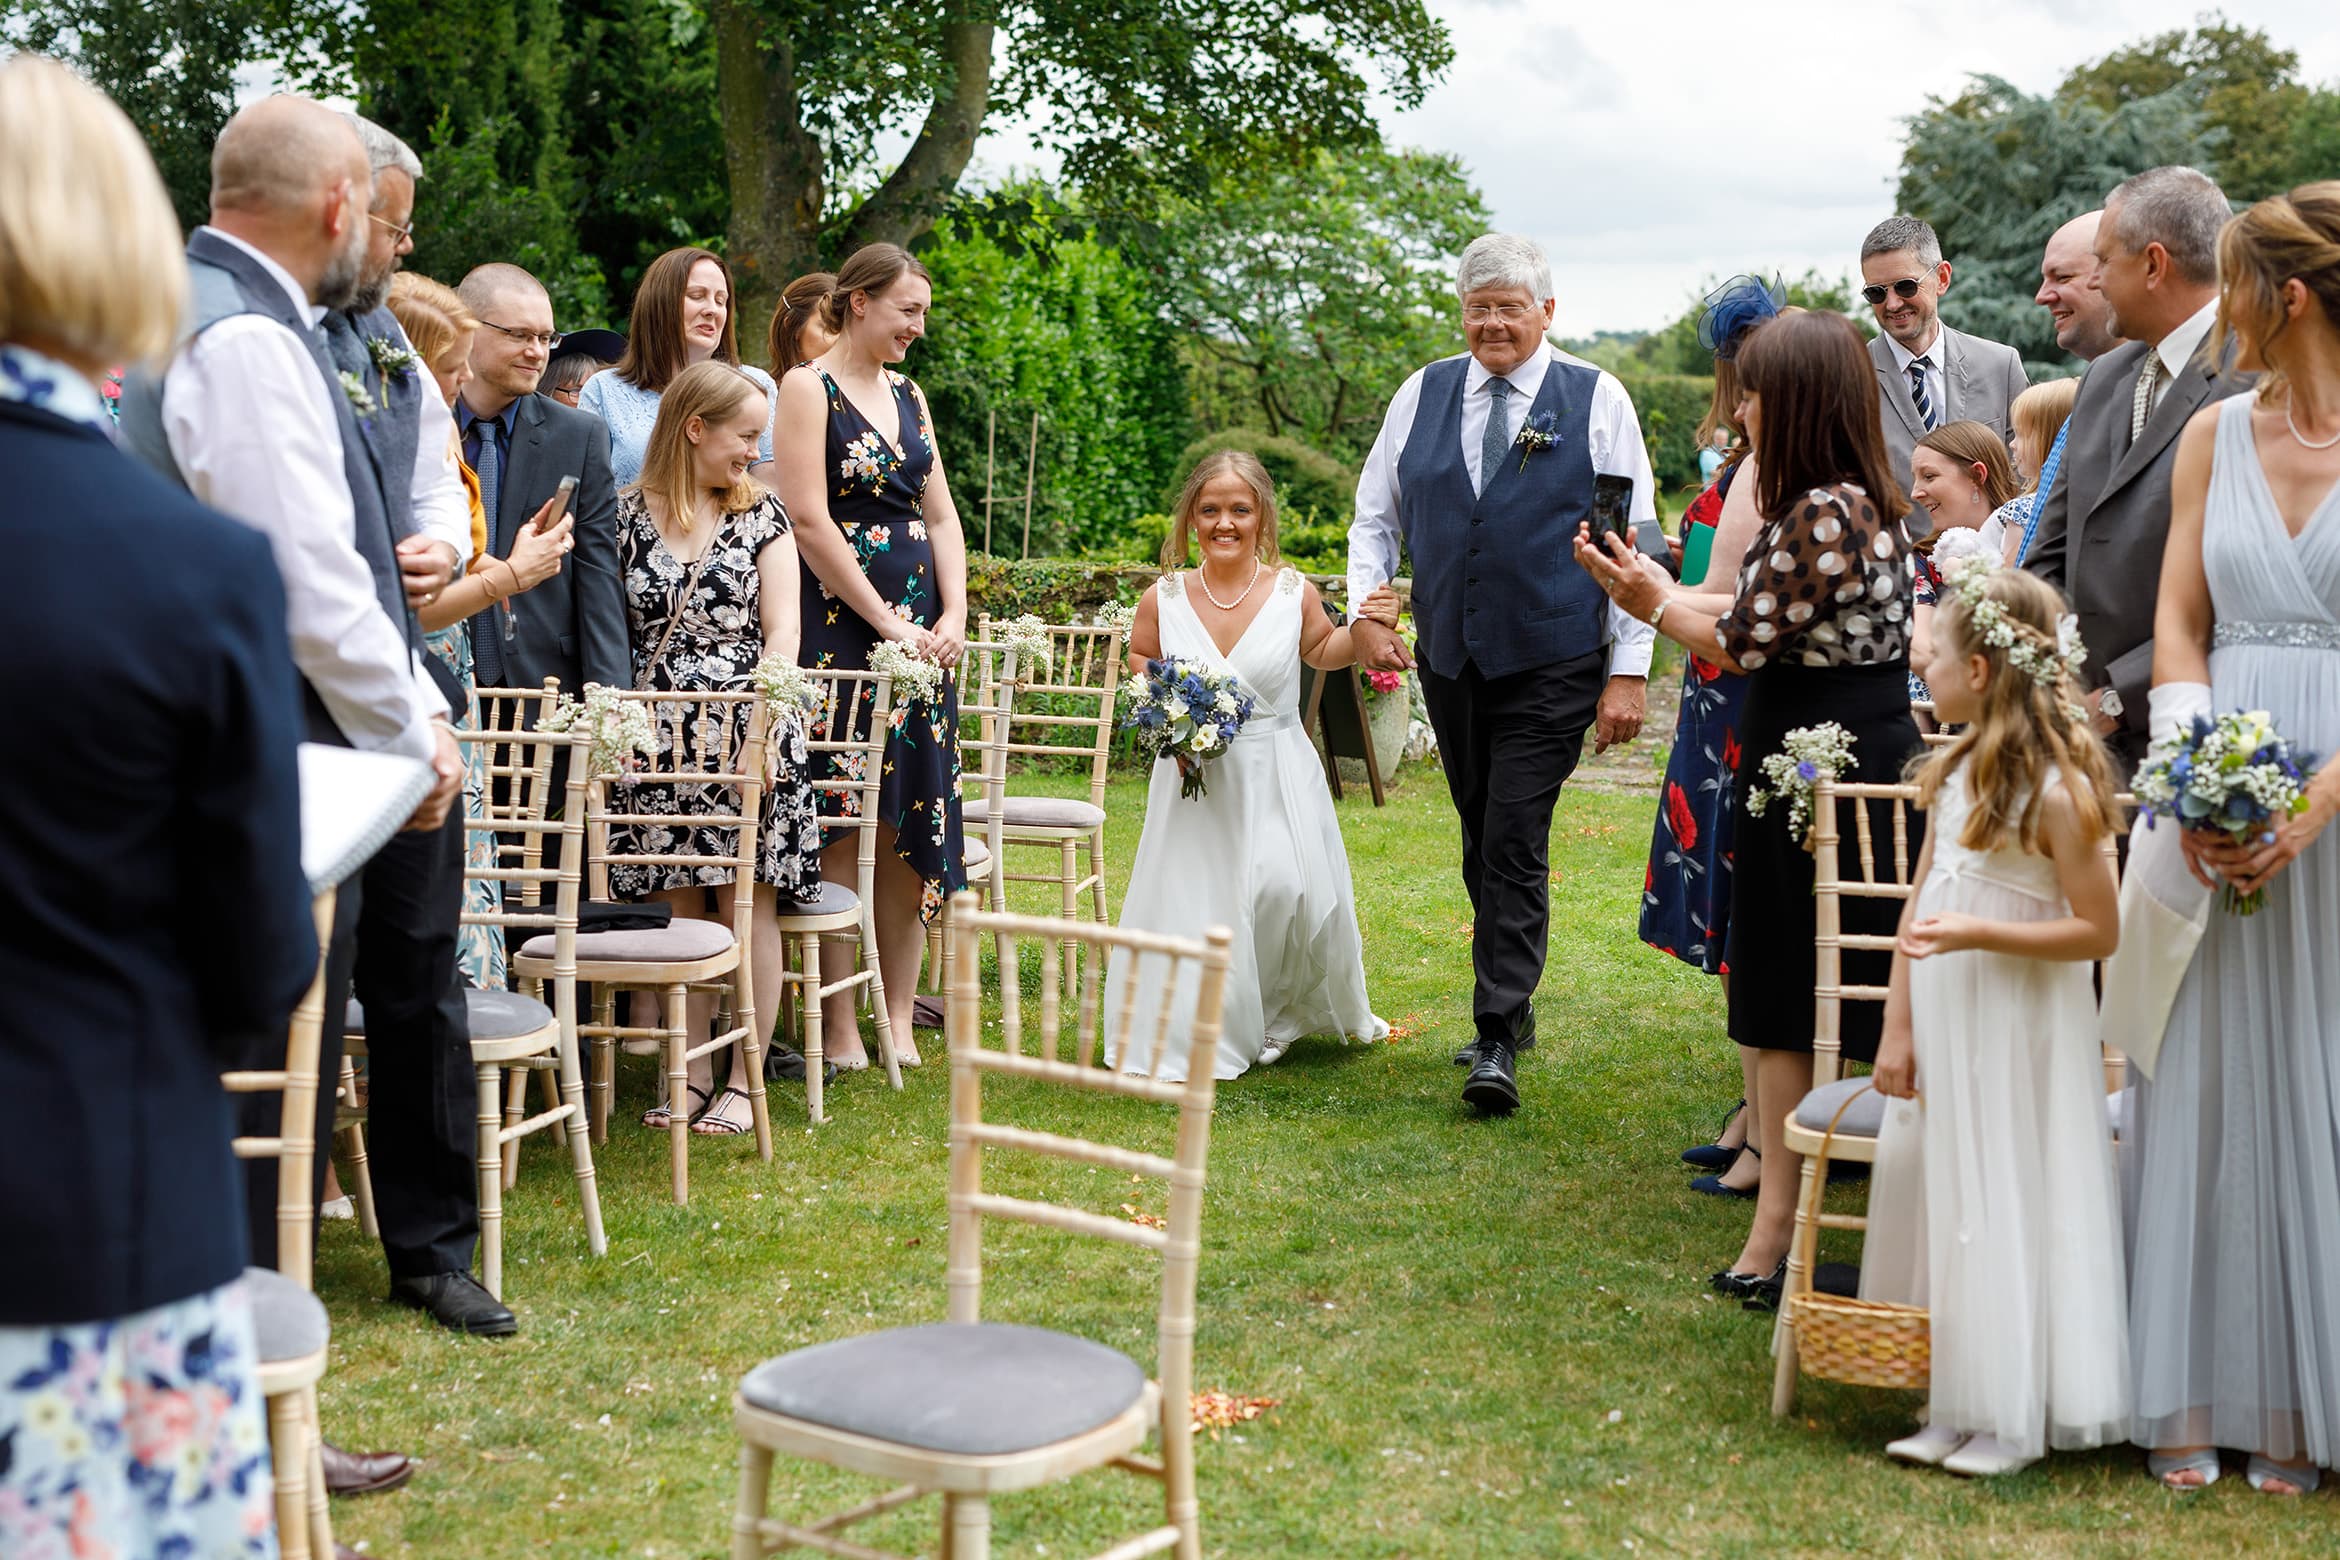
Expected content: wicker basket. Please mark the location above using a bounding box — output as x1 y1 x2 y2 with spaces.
1786 1084 1930 1390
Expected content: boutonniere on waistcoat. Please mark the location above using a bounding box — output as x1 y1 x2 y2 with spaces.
336 369 380 422
366 336 422 383
1514 409 1561 472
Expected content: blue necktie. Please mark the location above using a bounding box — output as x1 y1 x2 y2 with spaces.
471 417 507 687
1479 376 1512 496
1908 359 1936 431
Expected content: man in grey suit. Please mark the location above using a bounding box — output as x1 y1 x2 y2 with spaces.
453 263 631 701
2026 166 2248 773
1860 215 2029 495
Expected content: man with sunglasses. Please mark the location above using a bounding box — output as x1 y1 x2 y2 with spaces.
1859 215 2028 503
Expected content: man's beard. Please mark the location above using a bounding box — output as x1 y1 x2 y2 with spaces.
349 261 397 315
317 220 371 312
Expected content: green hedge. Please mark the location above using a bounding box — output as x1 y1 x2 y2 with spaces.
1617 372 1718 510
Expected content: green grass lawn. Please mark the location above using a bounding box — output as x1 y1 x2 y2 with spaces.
321 768 2336 1558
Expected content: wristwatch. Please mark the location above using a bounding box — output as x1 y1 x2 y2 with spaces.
1648 599 1670 630
2097 688 2125 723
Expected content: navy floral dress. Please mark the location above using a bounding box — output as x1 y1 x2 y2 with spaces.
1640 476 1748 974
798 367 966 921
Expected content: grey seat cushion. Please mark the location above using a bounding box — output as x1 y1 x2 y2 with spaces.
738 1323 1146 1456
348 988 552 1042
1793 1075 1885 1137
963 836 992 871
518 918 735 964
776 880 859 919
244 1265 330 1363
964 796 1106 831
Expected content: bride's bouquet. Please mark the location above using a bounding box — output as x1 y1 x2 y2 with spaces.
2133 709 2318 915
1122 657 1255 800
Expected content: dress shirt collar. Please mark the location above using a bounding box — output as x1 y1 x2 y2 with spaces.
1464 340 1551 401
458 396 520 443
1885 323 1944 372
2155 299 2220 379
195 226 326 328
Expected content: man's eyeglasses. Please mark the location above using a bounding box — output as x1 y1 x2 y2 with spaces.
1861 278 1926 307
478 320 564 352
368 212 415 245
1463 302 1538 325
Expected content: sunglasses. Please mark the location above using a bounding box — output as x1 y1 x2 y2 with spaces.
1861 278 1926 307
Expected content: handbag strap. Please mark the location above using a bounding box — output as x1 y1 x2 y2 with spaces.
640 514 722 688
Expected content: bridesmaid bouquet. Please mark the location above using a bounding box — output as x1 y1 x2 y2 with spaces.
2133 709 2318 915
1744 721 1857 850
539 683 656 784
1122 657 1255 800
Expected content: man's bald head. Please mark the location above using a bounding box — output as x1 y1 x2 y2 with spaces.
211 95 369 218
459 264 557 411
2036 209 2119 361
459 263 547 320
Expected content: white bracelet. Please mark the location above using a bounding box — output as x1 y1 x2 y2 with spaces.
1648 599 1669 630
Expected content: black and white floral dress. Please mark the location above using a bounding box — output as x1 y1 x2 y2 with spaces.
610 489 822 901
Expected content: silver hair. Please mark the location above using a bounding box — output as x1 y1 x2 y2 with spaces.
2105 166 2230 286
1861 215 1941 268
1455 234 1554 303
343 112 422 186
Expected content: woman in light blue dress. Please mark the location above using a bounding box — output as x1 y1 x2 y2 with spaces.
2126 186 2340 1496
580 245 778 486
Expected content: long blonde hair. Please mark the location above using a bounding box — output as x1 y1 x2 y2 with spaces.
1911 568 2123 855
2214 181 2340 406
1162 450 1281 568
631 361 769 532
385 272 476 380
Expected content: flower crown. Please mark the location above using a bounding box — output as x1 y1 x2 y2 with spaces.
1941 556 2088 717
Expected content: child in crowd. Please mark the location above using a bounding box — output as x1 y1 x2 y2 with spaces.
1864 564 2130 1477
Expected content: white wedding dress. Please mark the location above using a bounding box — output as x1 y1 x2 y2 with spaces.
1106 568 1388 1081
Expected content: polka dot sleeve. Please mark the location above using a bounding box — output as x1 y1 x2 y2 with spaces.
1715 484 1912 670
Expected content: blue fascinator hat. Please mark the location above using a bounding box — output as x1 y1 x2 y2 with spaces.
1696 274 1786 360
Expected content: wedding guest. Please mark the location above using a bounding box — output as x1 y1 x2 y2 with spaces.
610 361 822 1134
1998 378 2079 566
1860 215 2028 495
1642 278 1782 1194
1577 310 1922 1308
0 55 310 1555
455 263 631 703
766 270 837 373
2026 166 2252 773
2014 211 2121 564
1109 452 1400 1080
2127 181 2340 1496
1907 420 2019 694
545 326 624 408
1865 565 2130 1477
581 246 778 485
1346 232 1656 1116
776 243 971 1067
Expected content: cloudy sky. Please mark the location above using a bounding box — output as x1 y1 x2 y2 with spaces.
966 0 2340 335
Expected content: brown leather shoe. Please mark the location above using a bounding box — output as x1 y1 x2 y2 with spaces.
321 1439 416 1497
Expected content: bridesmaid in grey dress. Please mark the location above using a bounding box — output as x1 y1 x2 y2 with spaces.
2127 185 2340 1495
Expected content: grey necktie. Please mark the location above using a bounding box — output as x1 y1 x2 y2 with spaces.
2130 354 2163 444
471 417 507 687
1479 376 1512 495
1908 359 1937 431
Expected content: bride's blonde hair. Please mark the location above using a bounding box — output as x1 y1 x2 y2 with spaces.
1911 568 2124 855
1162 450 1281 568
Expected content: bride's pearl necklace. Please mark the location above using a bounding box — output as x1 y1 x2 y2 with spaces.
2286 403 2340 451
1197 558 1263 611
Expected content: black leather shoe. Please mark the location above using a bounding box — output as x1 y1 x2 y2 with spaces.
390 1271 517 1337
1462 1038 1519 1114
320 1440 415 1497
1740 1258 1790 1313
1454 1010 1535 1064
1711 1256 1786 1302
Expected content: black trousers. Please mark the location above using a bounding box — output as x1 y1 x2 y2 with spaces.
242 799 479 1280
1419 650 1607 1045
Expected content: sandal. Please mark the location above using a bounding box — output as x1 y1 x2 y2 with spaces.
642 1083 711 1131
2147 1449 2222 1491
689 1086 755 1136
2246 1454 2320 1495
1682 1099 1750 1171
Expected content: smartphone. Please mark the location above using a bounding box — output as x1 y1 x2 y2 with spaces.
537 474 579 532
1589 472 1636 545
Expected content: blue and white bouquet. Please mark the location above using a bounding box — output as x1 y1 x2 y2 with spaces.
1122 656 1255 800
2133 709 2319 915
1744 721 1857 850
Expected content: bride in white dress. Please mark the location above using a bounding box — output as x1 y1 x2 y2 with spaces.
1107 451 1398 1081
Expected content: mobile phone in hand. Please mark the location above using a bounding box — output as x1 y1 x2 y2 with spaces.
1590 472 1635 546
537 474 579 532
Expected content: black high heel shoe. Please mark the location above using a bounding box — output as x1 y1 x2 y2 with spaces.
1709 1256 1781 1300
1682 1099 1748 1171
1740 1258 1790 1312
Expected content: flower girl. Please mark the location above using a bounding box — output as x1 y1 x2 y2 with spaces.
1862 564 2130 1476
1106 451 1399 1080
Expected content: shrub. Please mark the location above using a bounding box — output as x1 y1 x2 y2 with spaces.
1616 373 1717 513
1168 429 1357 522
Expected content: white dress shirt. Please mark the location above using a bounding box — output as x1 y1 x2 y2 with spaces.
1348 342 1655 677
1885 326 1945 426
162 227 448 762
401 333 476 567
2149 299 2220 412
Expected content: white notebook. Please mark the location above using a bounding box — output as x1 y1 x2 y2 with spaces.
298 744 436 894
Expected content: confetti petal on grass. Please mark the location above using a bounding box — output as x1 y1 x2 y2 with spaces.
1191 1390 1280 1436
1120 1204 1166 1230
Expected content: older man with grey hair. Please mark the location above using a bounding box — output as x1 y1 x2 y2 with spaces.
1346 232 1656 1115
2027 165 2249 772
1860 213 2030 492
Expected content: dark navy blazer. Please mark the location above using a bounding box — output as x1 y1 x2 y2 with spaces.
0 400 317 1324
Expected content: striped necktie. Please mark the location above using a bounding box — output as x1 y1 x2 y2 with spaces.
1908 359 1936 431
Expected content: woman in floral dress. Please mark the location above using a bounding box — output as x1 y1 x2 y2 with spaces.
775 243 969 1067
611 362 823 1134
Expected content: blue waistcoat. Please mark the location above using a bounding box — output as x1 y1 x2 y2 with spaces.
119 231 420 742
1396 353 1609 679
